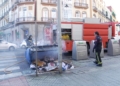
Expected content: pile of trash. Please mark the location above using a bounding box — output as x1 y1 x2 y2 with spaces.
30 59 74 72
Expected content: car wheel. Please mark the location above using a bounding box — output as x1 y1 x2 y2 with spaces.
22 45 26 49
9 46 15 51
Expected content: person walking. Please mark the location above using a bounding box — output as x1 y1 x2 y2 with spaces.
93 31 102 67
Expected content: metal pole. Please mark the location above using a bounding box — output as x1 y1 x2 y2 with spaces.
35 0 38 76
57 0 62 73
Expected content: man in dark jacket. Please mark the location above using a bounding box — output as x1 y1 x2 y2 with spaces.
26 35 34 47
93 31 102 67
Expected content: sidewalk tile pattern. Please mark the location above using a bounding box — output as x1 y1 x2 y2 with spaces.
26 56 120 86
0 76 29 86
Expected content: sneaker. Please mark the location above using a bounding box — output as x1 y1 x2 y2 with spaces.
97 64 102 67
93 61 98 64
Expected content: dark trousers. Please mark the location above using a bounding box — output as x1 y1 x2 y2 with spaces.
53 30 57 44
95 50 102 64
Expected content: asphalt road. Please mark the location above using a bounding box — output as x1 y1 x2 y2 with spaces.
0 49 30 80
0 48 74 80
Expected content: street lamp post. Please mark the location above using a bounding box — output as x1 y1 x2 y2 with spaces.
35 0 38 76
57 0 62 73
34 0 62 75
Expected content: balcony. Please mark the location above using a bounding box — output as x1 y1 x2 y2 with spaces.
106 15 112 21
98 10 106 17
41 0 57 5
11 0 34 11
16 0 34 4
93 6 97 12
0 0 9 7
112 12 116 18
0 22 14 30
0 1 20 20
0 9 10 20
102 12 106 17
41 17 57 23
16 17 35 23
74 2 88 9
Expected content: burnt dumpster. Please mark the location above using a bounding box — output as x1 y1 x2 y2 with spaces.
30 45 58 62
25 45 59 72
25 45 74 72
25 45 58 64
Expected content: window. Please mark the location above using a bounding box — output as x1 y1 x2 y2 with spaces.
93 14 96 18
4 20 5 25
93 0 96 6
23 7 27 17
63 3 72 18
75 11 80 17
82 11 87 18
15 30 19 39
0 40 2 43
23 29 29 39
51 0 56 3
42 8 49 21
106 11 108 16
100 18 101 22
51 8 57 18
23 7 27 11
103 20 104 23
75 0 80 6
75 0 79 3
19 7 21 11
4 9 5 15
42 0 48 3
29 6 32 10
81 0 86 3
2 10 3 16
15 30 17 40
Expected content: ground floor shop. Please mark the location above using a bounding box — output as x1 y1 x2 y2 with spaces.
0 22 52 46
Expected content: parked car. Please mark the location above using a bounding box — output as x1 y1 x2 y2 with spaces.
20 40 27 48
20 40 46 48
0 39 18 51
20 40 36 48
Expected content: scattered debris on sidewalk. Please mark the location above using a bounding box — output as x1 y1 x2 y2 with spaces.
30 59 74 72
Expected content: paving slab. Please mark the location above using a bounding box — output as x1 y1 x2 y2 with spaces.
1 55 120 86
25 55 120 86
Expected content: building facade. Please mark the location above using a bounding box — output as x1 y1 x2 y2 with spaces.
107 6 117 22
0 0 116 44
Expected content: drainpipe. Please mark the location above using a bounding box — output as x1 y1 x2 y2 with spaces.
90 0 92 18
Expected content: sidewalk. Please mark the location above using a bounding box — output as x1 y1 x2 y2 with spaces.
25 55 120 86
1 55 120 86
0 76 28 86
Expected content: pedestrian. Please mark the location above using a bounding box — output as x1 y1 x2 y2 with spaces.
26 35 34 47
93 31 102 67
